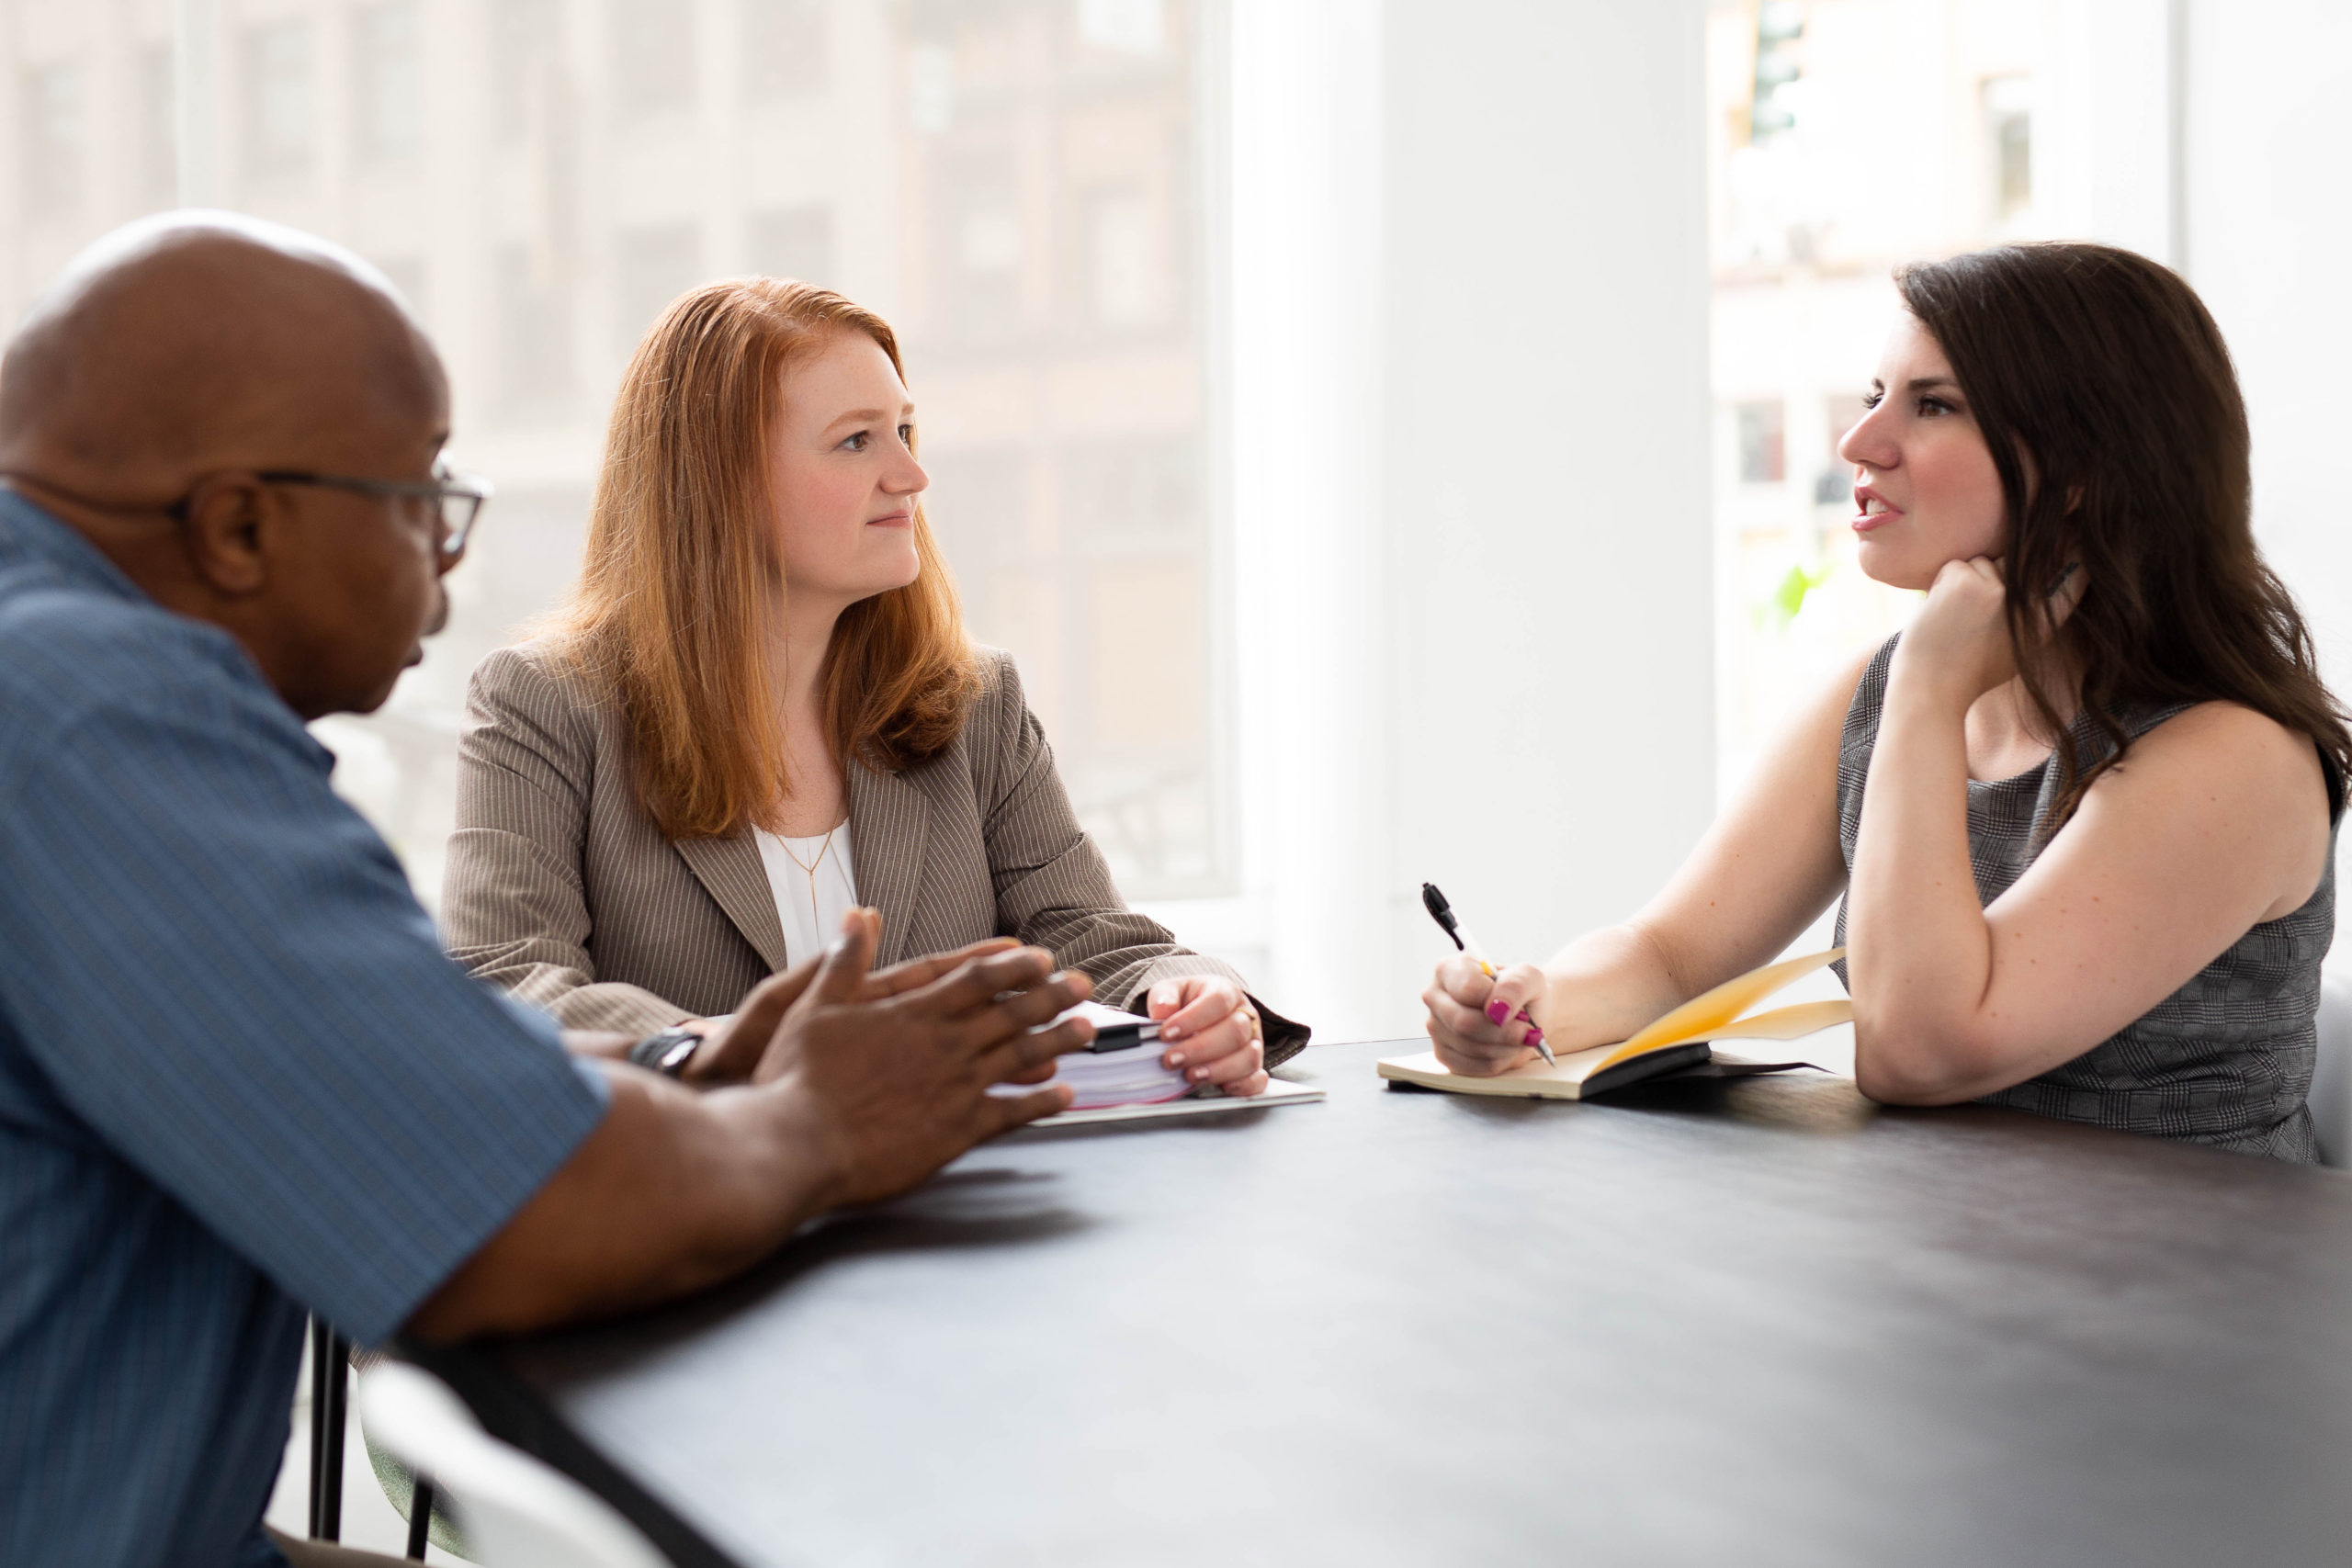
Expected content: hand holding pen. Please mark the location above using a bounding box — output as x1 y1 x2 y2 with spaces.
1420 882 1555 1066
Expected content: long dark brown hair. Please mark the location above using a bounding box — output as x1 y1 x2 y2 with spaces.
1895 242 2349 826
547 278 977 840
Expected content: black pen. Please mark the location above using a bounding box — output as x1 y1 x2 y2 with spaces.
1420 882 1555 1066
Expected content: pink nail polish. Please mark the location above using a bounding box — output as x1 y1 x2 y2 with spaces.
1525 1026 1546 1045
1485 1000 1511 1025
1514 1006 1532 1022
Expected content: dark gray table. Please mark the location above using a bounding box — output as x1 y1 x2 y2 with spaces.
415 1041 2352 1567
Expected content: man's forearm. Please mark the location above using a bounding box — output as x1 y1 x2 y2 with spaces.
561 1029 636 1061
404 1063 835 1343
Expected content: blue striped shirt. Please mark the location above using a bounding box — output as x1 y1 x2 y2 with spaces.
0 491 609 1568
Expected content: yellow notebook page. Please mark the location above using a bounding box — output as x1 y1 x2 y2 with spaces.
1589 949 1849 1075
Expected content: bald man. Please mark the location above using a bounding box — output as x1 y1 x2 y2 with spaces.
0 213 1094 1568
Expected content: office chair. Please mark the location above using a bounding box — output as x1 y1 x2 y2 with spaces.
357 1359 672 1568
306 1317 351 1542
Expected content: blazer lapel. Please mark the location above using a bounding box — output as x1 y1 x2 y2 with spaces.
847 760 931 966
674 833 791 975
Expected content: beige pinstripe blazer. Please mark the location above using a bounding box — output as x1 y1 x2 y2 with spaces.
442 639 1306 1063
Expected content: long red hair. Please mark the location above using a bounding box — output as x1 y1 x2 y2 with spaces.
547 277 976 840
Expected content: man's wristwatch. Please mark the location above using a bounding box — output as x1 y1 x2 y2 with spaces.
627 1025 702 1078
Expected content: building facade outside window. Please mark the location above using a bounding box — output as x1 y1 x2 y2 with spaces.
1706 0 2144 806
0 0 1231 908
351 1 423 164
18 61 84 217
239 18 312 183
746 202 834 287
743 0 829 100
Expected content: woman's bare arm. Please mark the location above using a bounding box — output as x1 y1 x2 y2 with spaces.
1849 650 2328 1103
1426 643 1866 1074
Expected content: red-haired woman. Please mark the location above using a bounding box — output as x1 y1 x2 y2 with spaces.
1426 243 2347 1159
445 278 1301 1092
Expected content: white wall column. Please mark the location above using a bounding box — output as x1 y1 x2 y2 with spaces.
2048 0 2180 264
1227 0 1714 1043
1378 0 1716 1032
2179 0 2352 697
1227 0 1393 1041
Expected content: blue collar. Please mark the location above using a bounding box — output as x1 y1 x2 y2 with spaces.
0 484 157 608
0 483 320 766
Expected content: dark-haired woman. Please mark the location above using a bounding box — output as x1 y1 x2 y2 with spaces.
1425 242 2346 1160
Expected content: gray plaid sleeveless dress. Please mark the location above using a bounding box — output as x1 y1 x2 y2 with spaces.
1834 635 2335 1162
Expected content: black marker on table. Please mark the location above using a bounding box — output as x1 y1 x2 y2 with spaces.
1420 882 1555 1066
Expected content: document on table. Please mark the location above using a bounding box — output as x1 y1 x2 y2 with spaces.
1017 1077 1326 1128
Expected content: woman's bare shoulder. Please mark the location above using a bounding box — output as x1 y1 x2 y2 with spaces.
2094 701 2333 906
2112 700 2330 812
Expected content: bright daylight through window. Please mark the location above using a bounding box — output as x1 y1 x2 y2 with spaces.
1707 0 2149 802
0 0 1228 907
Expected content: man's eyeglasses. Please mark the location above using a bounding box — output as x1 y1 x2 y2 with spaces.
253 466 494 570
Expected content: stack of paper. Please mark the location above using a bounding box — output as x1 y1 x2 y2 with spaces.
991 1000 1192 1111
1050 1043 1193 1110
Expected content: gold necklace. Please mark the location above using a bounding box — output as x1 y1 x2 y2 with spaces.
777 821 843 934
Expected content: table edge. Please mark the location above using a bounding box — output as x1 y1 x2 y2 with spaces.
397 1335 744 1568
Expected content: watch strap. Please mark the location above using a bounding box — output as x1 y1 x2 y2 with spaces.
628 1026 701 1078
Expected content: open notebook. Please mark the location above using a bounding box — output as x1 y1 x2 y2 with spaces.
1378 948 1851 1101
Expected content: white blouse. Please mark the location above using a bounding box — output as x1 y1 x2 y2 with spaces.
752 821 859 966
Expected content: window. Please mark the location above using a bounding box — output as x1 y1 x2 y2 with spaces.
492 0 558 141
494 243 572 414
1085 190 1167 329
18 62 84 218
1735 400 1785 485
921 446 1028 664
138 45 176 207
746 204 834 285
1077 0 1166 55
614 221 701 344
1748 1 1802 139
1707 1 2086 808
1063 437 1199 544
1984 74 2032 221
241 21 313 182
941 155 1023 343
374 255 428 321
1055 436 1213 882
904 1 1217 890
1814 393 1860 504
743 0 828 100
353 3 424 164
610 0 695 118
907 41 953 133
0 0 1230 904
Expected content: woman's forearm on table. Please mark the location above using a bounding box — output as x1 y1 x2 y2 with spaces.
1844 664 1999 1100
1532 923 1696 1055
